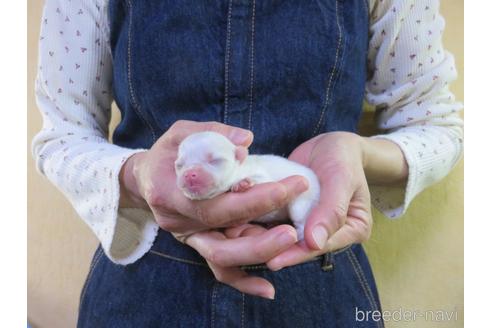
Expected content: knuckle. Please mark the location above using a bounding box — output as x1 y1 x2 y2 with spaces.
356 229 369 243
195 206 214 227
230 203 261 224
360 221 372 242
206 121 221 131
158 219 180 232
270 187 288 209
170 120 188 131
207 248 218 263
213 271 227 283
354 218 372 243
251 244 266 261
331 204 348 228
207 248 226 266
214 254 230 267
146 188 164 207
236 206 256 222
203 246 215 262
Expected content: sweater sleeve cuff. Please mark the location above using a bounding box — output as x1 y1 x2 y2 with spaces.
368 126 462 219
91 147 159 265
107 208 159 265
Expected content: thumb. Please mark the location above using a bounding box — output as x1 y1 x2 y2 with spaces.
303 172 353 250
166 120 254 148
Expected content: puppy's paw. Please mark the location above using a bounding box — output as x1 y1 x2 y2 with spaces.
231 178 254 192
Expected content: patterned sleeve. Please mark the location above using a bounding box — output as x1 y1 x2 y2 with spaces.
32 0 158 265
366 0 463 218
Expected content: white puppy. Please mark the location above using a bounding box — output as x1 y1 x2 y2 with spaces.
175 131 320 240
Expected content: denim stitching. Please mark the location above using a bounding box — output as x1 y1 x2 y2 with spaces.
241 245 353 271
347 249 378 311
149 250 207 267
348 249 379 311
332 244 353 255
149 245 354 272
347 249 383 328
349 249 384 328
126 0 157 142
211 282 217 328
79 246 104 308
312 0 344 137
247 0 256 131
241 292 245 328
223 0 233 124
363 0 370 18
346 250 377 314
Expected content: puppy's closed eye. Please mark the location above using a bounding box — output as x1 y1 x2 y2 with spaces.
175 161 184 170
208 158 225 166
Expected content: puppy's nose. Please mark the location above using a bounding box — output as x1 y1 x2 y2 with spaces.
184 171 198 181
180 167 214 198
184 168 202 186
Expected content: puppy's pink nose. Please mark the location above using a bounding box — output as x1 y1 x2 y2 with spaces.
183 167 208 188
180 167 214 197
184 170 199 184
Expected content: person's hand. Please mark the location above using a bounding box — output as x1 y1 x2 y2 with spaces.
185 223 298 299
118 120 308 298
266 132 373 270
119 120 308 237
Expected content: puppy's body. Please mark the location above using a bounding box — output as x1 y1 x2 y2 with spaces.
175 131 320 239
232 154 320 234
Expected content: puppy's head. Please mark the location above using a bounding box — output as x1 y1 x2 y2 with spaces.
175 131 247 200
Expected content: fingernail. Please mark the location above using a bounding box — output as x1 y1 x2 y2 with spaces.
277 230 297 245
230 129 251 145
295 177 309 193
262 289 275 300
269 261 283 272
312 225 328 250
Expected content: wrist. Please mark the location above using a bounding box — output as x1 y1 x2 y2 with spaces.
359 136 371 172
119 152 149 209
360 137 409 186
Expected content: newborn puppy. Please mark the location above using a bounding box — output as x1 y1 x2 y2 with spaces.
175 131 320 239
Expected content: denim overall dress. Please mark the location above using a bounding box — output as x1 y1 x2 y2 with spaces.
78 1 384 327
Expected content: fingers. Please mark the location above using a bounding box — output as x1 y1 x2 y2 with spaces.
185 226 298 299
175 175 308 228
207 262 275 299
235 146 249 163
183 228 279 299
267 219 371 271
324 204 372 251
266 240 322 271
152 211 208 234
303 171 353 250
223 224 267 238
185 225 297 267
268 202 372 271
165 120 254 148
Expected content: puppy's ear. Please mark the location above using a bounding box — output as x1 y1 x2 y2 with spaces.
235 146 248 163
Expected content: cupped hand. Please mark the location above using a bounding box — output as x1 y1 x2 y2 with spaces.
267 132 373 271
185 223 298 299
120 120 308 236
119 120 308 298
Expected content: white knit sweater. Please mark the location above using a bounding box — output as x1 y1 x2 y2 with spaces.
32 0 463 265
